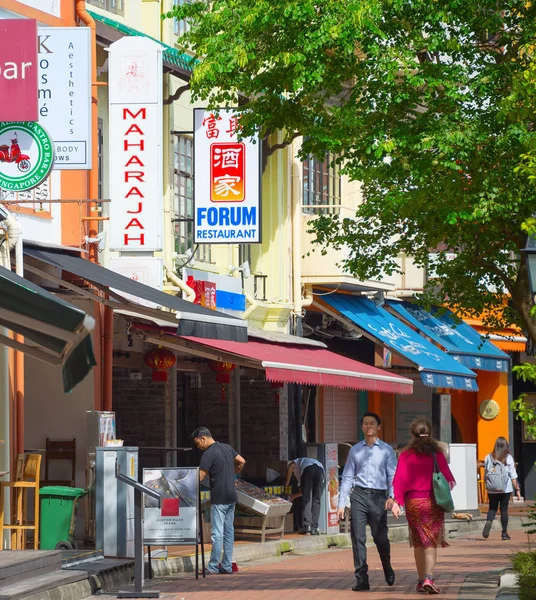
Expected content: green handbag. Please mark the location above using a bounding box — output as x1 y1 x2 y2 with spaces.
432 453 454 513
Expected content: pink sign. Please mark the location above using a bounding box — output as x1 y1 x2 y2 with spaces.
0 20 38 122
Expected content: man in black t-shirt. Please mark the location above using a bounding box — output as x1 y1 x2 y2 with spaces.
193 427 246 574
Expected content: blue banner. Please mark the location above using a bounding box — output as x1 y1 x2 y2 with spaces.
323 295 478 391
388 301 509 373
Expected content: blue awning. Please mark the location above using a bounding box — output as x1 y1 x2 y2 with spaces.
322 295 478 392
387 301 509 372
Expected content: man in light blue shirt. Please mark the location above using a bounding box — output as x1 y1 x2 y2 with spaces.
337 412 399 592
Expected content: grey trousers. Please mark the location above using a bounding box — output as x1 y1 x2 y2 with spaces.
301 464 324 530
349 487 391 582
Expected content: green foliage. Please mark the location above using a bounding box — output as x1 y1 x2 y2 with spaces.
165 0 536 342
512 551 536 600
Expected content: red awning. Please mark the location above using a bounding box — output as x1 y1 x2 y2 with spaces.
183 336 413 394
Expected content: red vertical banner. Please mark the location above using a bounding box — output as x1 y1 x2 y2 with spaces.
210 143 245 202
0 20 38 122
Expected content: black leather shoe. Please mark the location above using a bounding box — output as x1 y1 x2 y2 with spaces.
298 526 311 535
352 581 370 591
384 568 395 587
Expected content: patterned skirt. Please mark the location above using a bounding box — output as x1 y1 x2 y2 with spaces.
405 497 449 548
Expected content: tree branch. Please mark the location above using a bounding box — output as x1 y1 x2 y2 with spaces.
164 83 191 106
265 132 301 157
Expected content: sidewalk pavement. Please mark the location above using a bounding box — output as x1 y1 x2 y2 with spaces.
137 528 529 600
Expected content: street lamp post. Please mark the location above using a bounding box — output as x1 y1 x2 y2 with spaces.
522 235 536 294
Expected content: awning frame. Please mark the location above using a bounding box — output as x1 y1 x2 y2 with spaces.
23 259 226 329
23 248 248 341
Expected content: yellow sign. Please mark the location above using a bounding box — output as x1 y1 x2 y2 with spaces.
479 399 500 420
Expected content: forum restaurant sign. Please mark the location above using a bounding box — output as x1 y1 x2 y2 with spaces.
194 108 261 244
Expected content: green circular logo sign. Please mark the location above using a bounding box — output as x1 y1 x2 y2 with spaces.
0 122 54 192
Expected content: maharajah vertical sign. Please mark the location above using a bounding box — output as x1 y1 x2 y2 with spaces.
108 37 163 252
194 108 261 244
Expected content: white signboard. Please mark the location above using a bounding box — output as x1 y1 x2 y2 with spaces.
194 108 261 244
108 37 163 251
16 0 60 17
37 27 91 170
143 468 198 545
325 443 339 535
109 257 163 309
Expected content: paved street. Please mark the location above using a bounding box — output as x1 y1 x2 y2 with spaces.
92 528 528 600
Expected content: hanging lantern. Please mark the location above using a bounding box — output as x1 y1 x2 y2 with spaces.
271 382 283 405
207 361 236 401
144 347 176 382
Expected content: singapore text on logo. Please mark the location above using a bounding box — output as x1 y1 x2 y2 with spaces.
0 122 54 191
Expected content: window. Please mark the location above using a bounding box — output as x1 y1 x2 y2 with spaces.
174 0 191 37
302 153 341 215
173 134 211 263
87 0 125 16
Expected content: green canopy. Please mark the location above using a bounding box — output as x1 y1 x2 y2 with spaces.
0 265 96 392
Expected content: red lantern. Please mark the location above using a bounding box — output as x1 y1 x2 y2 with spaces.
144 347 176 382
207 361 236 400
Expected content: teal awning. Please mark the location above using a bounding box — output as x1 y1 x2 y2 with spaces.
89 9 196 77
322 295 478 392
0 265 96 392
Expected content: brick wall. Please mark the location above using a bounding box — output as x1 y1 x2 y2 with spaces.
113 365 284 475
112 365 172 470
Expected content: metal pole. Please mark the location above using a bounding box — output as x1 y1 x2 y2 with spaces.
234 367 241 454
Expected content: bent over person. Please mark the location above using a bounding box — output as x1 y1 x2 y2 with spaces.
285 457 325 534
337 412 398 592
192 427 246 574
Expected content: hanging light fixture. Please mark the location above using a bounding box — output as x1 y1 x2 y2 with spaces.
207 361 236 400
143 347 176 382
522 234 536 294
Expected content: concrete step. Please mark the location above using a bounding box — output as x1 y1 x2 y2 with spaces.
0 551 61 587
0 568 90 600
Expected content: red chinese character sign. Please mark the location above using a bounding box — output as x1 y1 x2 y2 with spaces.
194 108 261 244
108 37 163 251
0 20 38 123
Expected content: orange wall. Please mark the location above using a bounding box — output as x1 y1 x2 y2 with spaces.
451 390 477 444
476 371 509 461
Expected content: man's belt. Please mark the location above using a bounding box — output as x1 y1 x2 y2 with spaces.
354 486 387 495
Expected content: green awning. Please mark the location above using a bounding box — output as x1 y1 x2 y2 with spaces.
88 9 196 77
0 265 96 393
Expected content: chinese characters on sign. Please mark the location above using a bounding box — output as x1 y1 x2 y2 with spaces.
194 108 261 243
108 37 163 251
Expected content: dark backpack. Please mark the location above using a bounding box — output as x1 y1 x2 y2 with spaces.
485 455 509 493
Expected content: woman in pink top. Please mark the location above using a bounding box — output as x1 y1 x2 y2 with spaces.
393 419 456 595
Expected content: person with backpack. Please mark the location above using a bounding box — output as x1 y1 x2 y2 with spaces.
483 437 521 541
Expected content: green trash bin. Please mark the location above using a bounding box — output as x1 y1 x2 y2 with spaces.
39 486 87 550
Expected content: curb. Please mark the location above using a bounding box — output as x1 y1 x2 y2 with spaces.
151 515 528 577
496 569 519 600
